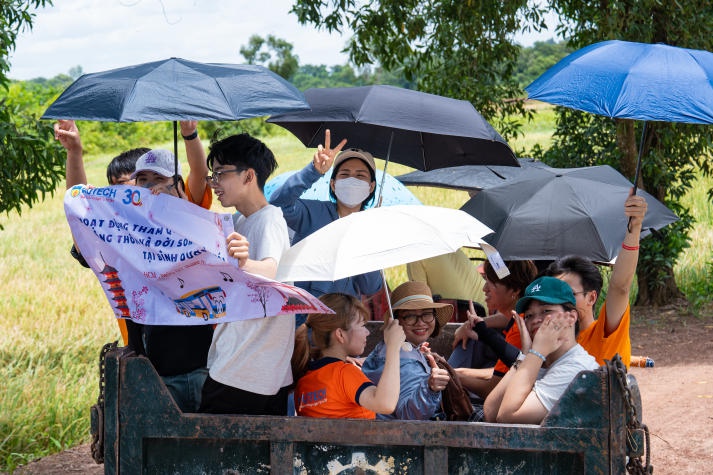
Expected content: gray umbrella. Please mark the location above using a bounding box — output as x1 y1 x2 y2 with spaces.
396 158 551 192
460 165 678 262
267 85 518 171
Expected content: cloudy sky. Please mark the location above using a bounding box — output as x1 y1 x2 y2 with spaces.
9 0 555 81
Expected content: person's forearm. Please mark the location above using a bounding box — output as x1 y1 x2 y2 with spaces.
496 354 541 422
66 149 87 188
184 136 209 205
371 344 402 413
240 258 277 280
474 321 520 365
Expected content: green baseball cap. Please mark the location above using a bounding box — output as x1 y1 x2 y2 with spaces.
515 276 576 314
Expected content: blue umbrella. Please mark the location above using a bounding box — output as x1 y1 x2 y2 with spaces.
526 40 713 186
42 57 309 171
264 169 421 208
395 158 551 192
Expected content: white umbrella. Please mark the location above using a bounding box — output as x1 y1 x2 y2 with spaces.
275 205 493 283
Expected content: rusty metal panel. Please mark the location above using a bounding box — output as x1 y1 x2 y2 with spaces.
103 349 635 474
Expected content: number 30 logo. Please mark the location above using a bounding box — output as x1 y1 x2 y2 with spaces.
122 189 142 206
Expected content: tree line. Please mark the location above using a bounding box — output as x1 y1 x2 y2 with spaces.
3 0 712 306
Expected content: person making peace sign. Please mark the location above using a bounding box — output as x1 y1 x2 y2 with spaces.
270 130 383 304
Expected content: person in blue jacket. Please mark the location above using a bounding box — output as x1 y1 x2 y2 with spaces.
270 130 383 300
362 281 454 420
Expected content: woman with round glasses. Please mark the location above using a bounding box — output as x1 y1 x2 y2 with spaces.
361 281 454 420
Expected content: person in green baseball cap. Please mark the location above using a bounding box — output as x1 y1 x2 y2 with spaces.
483 276 599 425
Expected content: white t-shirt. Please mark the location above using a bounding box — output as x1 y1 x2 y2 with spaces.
207 204 295 395
533 344 599 411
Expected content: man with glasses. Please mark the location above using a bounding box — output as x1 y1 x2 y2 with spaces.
483 277 598 424
543 193 648 368
198 133 294 416
362 281 454 420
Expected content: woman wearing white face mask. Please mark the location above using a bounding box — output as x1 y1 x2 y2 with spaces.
270 130 383 305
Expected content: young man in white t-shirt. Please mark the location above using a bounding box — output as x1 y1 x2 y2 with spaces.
199 133 294 415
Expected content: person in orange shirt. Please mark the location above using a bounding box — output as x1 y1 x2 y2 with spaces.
292 293 405 419
543 192 647 368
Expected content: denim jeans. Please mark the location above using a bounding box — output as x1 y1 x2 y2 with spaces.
162 367 209 413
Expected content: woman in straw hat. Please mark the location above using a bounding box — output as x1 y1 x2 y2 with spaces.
362 281 454 420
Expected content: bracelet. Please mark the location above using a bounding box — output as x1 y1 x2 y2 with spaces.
621 243 639 251
529 349 547 363
181 130 198 141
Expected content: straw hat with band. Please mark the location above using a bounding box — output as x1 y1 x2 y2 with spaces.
389 281 453 336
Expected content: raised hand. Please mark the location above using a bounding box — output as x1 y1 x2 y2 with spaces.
54 120 82 154
383 315 406 348
426 353 451 392
312 129 347 174
513 310 532 354
452 300 480 349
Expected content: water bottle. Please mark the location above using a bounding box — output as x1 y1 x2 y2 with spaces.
630 356 655 368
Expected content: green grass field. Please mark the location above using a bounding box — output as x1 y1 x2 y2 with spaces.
0 116 711 472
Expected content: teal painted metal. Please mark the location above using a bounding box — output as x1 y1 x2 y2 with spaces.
100 323 641 474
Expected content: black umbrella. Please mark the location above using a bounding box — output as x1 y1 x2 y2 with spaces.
267 85 517 172
459 165 678 263
396 158 550 192
42 57 309 174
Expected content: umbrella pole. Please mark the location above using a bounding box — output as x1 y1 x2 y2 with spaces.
628 121 647 232
380 270 393 321
632 121 647 193
376 132 394 208
173 121 179 190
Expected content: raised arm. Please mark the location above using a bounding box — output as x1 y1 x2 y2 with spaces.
55 120 86 187
358 317 405 413
180 121 209 206
604 193 647 334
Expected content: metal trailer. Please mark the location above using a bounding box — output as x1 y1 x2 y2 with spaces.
95 322 651 474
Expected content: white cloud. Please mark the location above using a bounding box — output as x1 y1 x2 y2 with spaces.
9 0 352 80
9 0 557 81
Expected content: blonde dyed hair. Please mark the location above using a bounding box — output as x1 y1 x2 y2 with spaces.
291 293 370 382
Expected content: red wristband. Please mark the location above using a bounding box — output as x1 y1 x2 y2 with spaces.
622 243 639 251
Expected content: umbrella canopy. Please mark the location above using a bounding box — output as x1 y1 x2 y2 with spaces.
264 169 421 208
267 85 518 171
396 158 551 192
459 165 678 263
525 40 713 186
275 205 492 283
42 57 308 122
526 40 713 124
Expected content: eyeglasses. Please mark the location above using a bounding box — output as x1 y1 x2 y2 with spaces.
572 290 589 297
205 168 244 185
398 310 436 325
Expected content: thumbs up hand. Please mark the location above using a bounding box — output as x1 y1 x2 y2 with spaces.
426 353 450 392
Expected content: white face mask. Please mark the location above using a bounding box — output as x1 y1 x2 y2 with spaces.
334 177 371 208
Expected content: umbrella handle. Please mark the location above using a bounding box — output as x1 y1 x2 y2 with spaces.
380 270 393 322
628 121 647 233
375 132 394 209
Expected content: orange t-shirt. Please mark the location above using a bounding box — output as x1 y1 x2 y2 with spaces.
184 178 213 209
578 302 631 367
295 358 376 419
492 319 522 376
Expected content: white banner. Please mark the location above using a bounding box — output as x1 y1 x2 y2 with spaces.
65 184 332 325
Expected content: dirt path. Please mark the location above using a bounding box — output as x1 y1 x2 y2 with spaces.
11 306 713 474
